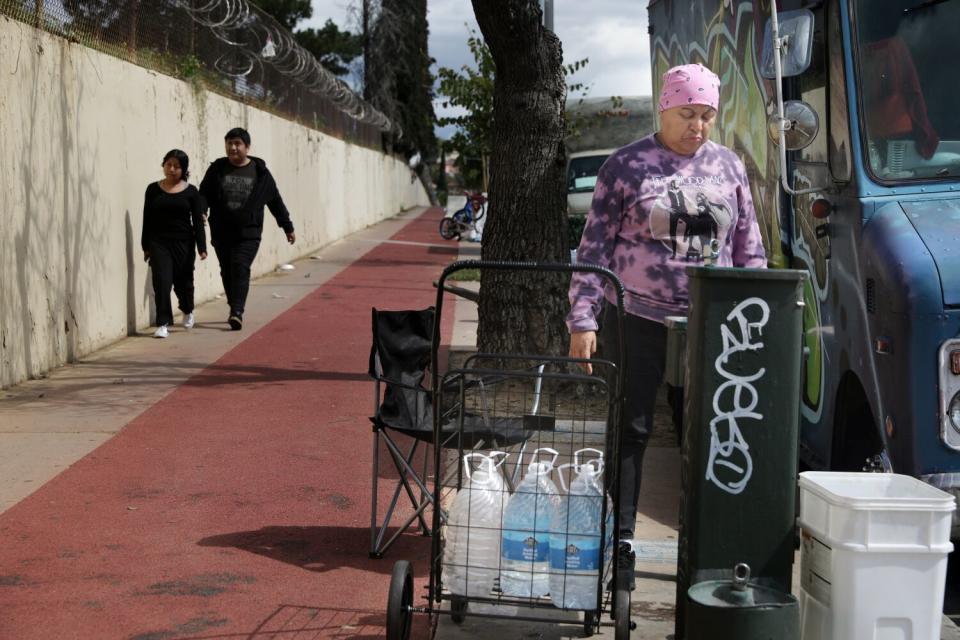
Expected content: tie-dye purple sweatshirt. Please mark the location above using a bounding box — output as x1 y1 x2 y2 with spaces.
567 134 766 332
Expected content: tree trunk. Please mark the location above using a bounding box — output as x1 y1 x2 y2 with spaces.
361 0 371 101
417 163 439 206
481 152 489 194
471 0 569 357
127 1 139 57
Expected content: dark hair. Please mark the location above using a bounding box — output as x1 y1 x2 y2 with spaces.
162 149 190 180
224 127 251 146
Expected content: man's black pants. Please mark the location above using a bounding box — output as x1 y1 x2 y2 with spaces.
213 237 261 318
600 302 682 540
148 240 196 327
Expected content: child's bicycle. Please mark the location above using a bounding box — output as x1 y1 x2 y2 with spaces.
439 191 487 241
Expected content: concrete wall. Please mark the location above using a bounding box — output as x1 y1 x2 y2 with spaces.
0 16 429 389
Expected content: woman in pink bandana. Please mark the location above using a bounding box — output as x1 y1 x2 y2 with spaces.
567 63 766 588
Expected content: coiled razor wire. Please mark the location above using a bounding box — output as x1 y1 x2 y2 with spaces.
178 0 395 134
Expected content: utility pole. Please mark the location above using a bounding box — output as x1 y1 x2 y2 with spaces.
542 0 554 31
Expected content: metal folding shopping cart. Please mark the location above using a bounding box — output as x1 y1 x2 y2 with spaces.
385 261 633 639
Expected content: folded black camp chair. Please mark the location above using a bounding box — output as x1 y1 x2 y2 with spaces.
367 307 531 558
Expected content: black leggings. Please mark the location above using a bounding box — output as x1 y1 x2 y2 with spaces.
149 240 196 327
601 303 681 539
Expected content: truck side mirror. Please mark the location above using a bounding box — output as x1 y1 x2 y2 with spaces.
760 9 815 79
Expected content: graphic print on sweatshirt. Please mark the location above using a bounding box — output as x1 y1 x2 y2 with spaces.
222 163 256 211
648 176 733 262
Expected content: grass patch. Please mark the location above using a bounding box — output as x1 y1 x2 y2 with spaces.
447 268 481 282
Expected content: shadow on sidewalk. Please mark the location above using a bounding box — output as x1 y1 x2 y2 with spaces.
139 604 410 640
198 525 428 576
186 364 370 387
7 361 369 394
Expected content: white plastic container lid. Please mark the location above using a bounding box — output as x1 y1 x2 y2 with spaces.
799 472 956 512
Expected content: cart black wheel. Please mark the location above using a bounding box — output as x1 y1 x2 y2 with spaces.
450 594 467 624
583 610 598 636
439 217 458 240
614 587 631 640
387 560 414 640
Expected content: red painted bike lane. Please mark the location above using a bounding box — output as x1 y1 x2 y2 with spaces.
0 208 456 639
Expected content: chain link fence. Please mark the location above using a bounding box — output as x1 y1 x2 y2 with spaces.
1 0 394 149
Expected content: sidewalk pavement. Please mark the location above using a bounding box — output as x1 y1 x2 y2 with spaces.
0 208 422 514
0 205 956 639
0 207 451 639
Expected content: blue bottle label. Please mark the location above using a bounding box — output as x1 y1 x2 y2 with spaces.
502 532 549 562
549 539 600 570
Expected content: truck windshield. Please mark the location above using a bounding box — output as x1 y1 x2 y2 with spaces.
854 0 960 181
567 154 609 193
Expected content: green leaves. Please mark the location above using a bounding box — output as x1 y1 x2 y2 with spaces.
248 0 313 31
436 33 593 153
436 33 496 156
294 19 362 77
251 0 359 78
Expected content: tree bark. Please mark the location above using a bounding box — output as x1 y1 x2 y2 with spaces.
471 0 569 357
417 163 439 206
361 0 371 101
127 0 139 57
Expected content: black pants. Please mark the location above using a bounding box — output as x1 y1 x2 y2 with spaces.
149 240 196 327
213 237 261 318
601 303 682 539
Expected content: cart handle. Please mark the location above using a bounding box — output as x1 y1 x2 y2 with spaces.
431 260 627 395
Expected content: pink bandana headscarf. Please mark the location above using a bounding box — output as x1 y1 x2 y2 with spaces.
658 63 721 112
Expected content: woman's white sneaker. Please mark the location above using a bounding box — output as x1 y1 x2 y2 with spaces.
183 312 195 329
153 325 169 339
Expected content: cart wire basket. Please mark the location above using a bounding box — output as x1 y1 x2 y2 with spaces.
385 260 634 639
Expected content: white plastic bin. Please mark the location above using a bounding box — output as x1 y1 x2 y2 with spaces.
798 472 956 640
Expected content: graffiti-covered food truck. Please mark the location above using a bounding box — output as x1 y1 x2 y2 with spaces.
648 0 960 521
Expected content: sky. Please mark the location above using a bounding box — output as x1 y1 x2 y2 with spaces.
301 0 653 140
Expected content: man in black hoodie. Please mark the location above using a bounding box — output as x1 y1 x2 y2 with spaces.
200 128 296 330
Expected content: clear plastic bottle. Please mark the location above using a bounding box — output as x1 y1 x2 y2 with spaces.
443 452 508 596
500 448 560 598
550 449 606 609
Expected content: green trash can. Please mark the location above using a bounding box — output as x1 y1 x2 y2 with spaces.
675 266 807 640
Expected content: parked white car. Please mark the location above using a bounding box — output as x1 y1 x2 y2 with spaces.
566 149 615 215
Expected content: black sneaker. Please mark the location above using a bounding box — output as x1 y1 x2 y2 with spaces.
611 541 636 591
228 314 243 331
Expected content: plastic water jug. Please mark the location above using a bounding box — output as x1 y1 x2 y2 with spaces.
443 451 508 596
550 449 606 609
500 448 560 597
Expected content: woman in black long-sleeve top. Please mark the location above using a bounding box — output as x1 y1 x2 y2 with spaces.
141 149 207 338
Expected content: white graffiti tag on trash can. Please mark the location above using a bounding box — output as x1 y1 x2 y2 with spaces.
706 298 770 495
